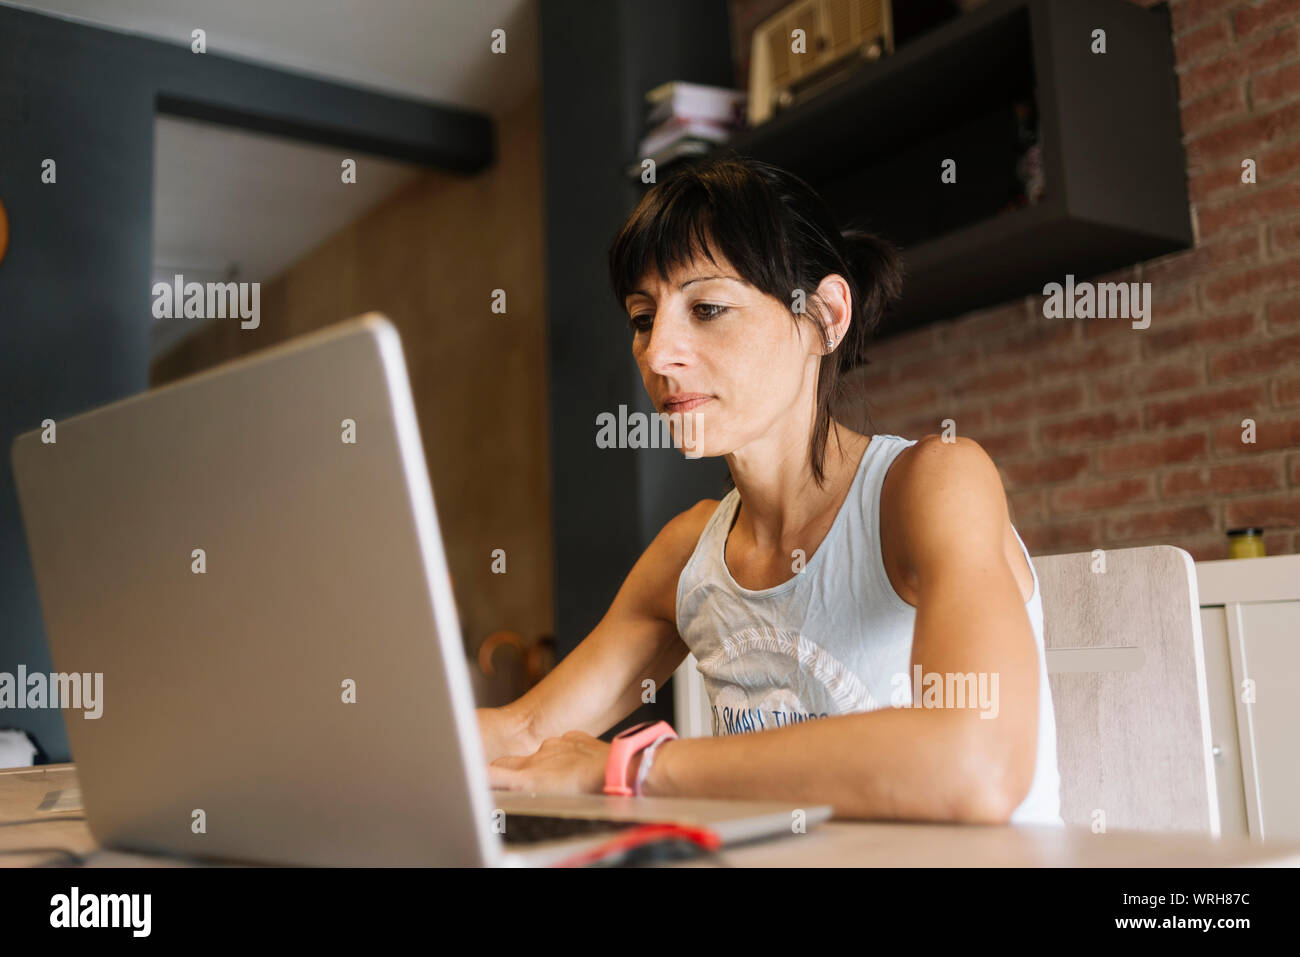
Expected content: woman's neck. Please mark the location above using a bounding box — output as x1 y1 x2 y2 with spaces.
725 420 872 551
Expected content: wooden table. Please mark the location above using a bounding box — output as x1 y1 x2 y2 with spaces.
3 764 1298 867
676 818 1300 867
1 764 97 867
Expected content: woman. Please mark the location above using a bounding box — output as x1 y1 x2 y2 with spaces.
479 153 1062 825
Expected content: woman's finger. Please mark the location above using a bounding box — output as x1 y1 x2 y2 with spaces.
487 763 524 790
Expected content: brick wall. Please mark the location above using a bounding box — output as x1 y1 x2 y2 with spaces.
733 0 1300 560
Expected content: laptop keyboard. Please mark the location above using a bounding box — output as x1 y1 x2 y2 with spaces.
500 814 650 845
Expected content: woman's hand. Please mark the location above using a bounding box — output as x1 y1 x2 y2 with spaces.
488 730 611 795
477 706 538 763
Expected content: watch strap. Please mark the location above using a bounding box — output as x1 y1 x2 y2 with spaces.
603 720 677 796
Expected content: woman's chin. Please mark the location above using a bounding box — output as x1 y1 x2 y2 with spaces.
670 434 709 459
662 410 713 459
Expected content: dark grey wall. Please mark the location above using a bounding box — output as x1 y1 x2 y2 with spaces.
0 4 491 761
1 7 157 762
540 0 734 735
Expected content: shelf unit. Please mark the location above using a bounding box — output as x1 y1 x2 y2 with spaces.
724 0 1192 333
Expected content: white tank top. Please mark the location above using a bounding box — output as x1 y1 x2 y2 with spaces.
675 433 1064 826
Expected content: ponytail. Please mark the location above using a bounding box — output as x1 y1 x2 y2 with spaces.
835 228 904 372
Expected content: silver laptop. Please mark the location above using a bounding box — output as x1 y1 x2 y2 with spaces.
11 314 830 867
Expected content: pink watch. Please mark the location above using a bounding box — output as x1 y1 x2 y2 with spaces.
603 720 677 796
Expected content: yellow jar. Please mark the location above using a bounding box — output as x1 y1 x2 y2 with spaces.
1227 528 1265 559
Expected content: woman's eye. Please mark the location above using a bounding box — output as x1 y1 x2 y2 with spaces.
627 304 726 333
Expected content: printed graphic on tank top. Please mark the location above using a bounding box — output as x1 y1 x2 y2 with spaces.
675 433 1064 825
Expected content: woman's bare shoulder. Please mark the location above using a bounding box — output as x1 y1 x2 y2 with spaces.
620 499 723 624
880 434 1032 601
883 434 1006 533
657 499 722 555
648 499 723 584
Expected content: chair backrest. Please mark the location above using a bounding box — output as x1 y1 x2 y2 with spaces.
674 543 1222 833
1035 545 1220 835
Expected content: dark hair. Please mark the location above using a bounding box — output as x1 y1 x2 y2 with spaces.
607 150 904 488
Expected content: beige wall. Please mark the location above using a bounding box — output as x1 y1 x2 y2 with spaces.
152 91 554 665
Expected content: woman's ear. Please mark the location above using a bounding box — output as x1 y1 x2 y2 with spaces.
815 274 853 352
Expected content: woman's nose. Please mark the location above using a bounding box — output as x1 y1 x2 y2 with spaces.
643 315 690 373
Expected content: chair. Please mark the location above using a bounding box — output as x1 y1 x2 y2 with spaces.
672 544 1221 834
1036 544 1219 835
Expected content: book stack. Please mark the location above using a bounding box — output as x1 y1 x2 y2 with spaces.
625 81 748 179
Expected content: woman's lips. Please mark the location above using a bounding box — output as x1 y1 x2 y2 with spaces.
663 396 712 413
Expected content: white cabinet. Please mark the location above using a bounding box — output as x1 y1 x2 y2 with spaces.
1197 554 1300 841
1197 607 1249 837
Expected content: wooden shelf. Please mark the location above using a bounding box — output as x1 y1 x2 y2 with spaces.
725 0 1192 334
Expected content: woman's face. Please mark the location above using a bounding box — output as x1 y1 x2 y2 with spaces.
623 250 841 460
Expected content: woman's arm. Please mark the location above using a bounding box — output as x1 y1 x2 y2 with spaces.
643 436 1040 822
493 437 1040 823
476 499 716 762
